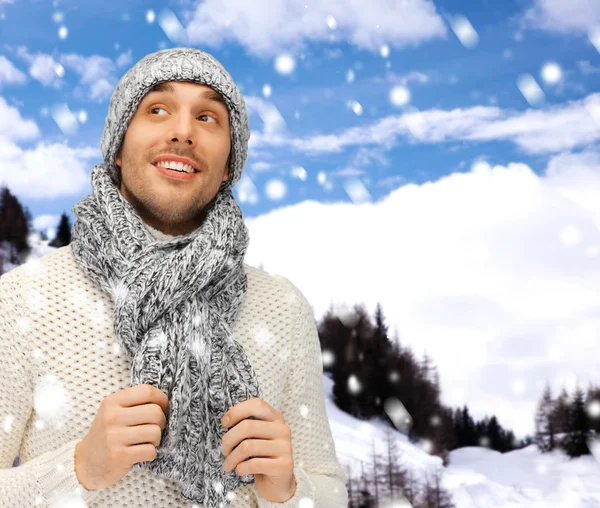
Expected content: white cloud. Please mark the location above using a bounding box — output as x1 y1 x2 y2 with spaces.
0 96 39 142
0 95 99 199
12 46 119 101
250 161 274 172
183 0 447 58
243 150 600 438
578 60 600 75
0 138 99 199
15 47 63 88
59 53 117 102
248 93 600 156
116 49 133 68
523 0 600 34
0 55 27 86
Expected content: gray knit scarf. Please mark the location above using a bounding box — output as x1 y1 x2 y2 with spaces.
69 48 264 507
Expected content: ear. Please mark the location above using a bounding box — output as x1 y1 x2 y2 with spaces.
222 156 230 182
115 147 123 168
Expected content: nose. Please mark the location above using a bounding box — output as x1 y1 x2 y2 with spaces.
167 114 195 146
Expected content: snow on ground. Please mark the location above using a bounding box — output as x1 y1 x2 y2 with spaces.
322 375 600 507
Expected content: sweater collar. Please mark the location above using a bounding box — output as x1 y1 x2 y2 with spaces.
143 222 177 241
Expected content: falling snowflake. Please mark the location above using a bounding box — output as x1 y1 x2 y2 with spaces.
589 27 600 54
299 404 310 418
3 415 14 433
51 104 79 135
517 73 545 105
347 374 362 395
403 106 427 138
389 85 410 107
275 53 295 75
451 15 479 48
420 438 434 453
236 175 259 205
587 400 600 419
290 166 307 181
252 323 276 348
541 62 563 85
343 178 371 204
383 397 412 434
332 302 359 328
347 100 363 116
58 26 68 39
157 9 184 43
584 95 600 125
265 179 287 201
33 374 69 422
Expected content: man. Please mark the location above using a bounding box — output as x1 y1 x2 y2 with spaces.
0 47 348 507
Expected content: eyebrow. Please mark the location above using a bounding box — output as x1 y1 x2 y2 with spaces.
146 82 228 109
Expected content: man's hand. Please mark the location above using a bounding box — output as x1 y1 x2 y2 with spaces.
74 384 169 491
221 398 296 503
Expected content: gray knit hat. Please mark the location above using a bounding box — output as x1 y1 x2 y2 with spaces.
100 47 250 189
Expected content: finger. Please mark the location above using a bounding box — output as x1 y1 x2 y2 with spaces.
224 398 278 428
117 384 169 415
222 420 286 456
223 438 284 472
229 456 293 479
121 423 164 447
122 403 168 429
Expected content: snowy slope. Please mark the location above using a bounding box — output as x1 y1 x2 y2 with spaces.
0 232 55 275
322 373 600 507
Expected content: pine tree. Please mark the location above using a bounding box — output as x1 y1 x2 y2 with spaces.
487 416 503 451
552 388 571 435
49 212 72 247
535 383 556 452
422 467 456 507
564 387 590 458
0 185 31 263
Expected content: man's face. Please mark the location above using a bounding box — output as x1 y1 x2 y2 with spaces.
115 80 231 236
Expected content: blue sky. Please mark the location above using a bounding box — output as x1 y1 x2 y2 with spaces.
1 0 600 438
1 0 598 222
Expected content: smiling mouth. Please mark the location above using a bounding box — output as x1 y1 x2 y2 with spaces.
152 162 199 174
153 163 200 180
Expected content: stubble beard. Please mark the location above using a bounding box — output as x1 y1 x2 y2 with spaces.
119 152 212 234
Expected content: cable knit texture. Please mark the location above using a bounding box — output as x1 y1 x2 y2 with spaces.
0 242 348 507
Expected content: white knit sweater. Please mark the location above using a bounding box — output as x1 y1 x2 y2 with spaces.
0 223 348 507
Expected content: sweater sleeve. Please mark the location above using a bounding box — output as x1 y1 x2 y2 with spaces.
251 288 348 507
0 276 100 507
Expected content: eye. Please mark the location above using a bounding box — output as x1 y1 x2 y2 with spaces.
198 114 217 124
149 107 217 124
150 107 168 115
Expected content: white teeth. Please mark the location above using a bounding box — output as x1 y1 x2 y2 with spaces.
156 160 195 173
